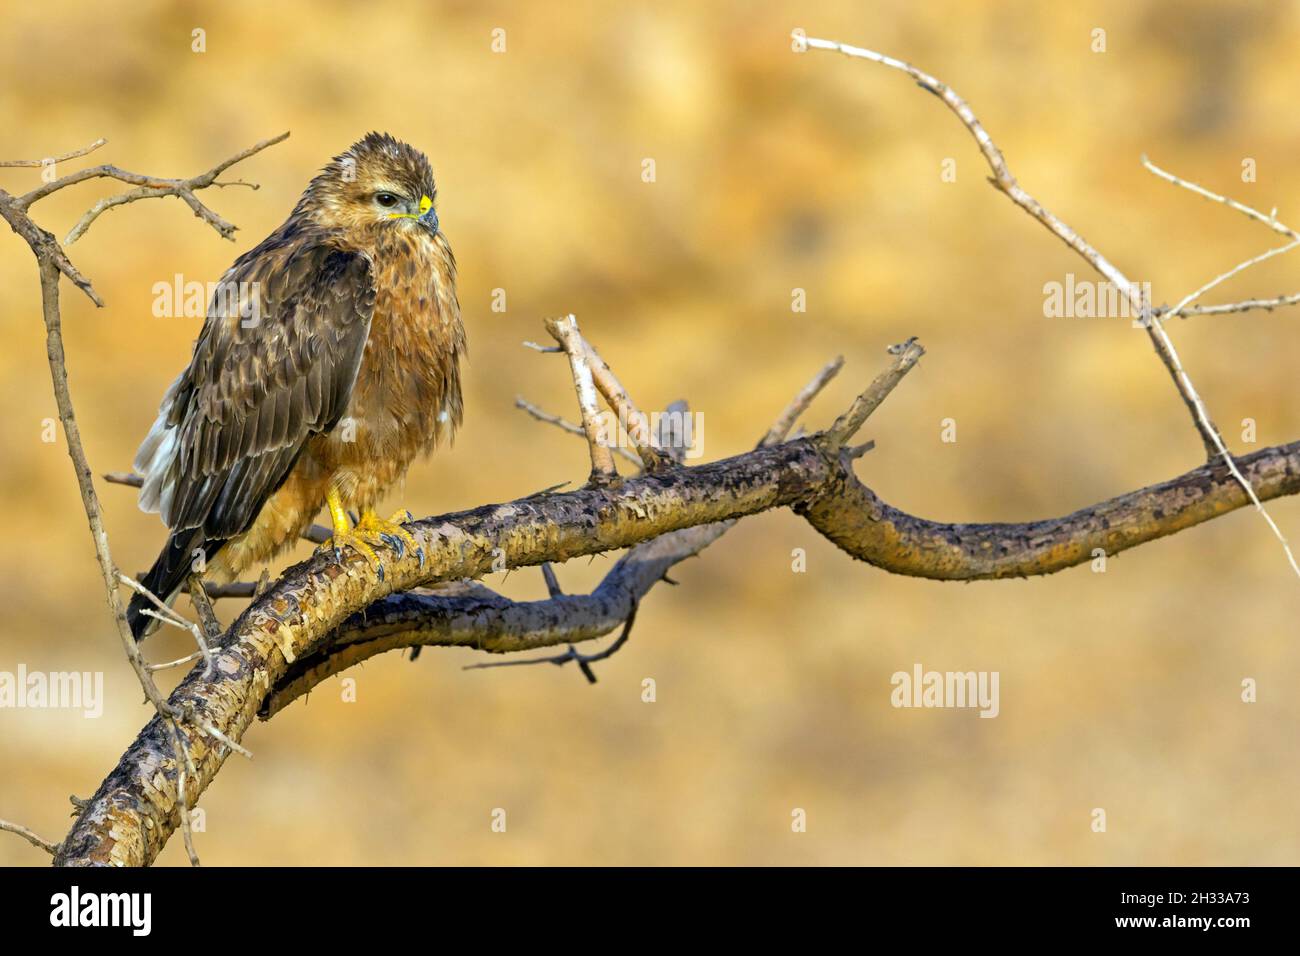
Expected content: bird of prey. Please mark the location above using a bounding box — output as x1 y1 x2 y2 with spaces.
126 132 463 639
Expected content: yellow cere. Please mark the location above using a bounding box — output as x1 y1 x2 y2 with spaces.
387 194 434 220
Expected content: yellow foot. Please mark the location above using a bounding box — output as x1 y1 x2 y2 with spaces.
322 525 387 579
355 509 424 568
318 491 425 582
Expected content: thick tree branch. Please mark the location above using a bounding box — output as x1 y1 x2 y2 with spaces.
268 360 846 705
804 439 1300 579
462 603 640 683
56 404 1300 865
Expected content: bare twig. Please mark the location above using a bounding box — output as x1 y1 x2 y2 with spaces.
544 314 620 486
1165 293 1300 318
18 131 290 244
581 339 670 471
0 818 59 856
656 399 693 462
120 573 214 677
0 137 106 168
801 38 1221 454
803 34 1299 581
146 651 205 673
0 191 104 304
32 259 172 714
1166 239 1300 318
187 572 224 642
1142 155 1298 240
179 707 253 760
103 470 144 487
540 563 563 598
463 603 639 683
182 580 257 600
168 723 200 867
825 338 924 447
515 396 643 467
762 355 843 446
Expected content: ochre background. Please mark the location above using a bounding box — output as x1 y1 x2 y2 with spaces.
2 0 1297 865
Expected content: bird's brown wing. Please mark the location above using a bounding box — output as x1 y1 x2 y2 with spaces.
135 226 376 539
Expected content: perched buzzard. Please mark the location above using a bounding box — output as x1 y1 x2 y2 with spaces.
127 132 463 639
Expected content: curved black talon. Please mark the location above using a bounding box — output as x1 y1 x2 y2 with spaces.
376 563 385 583
415 547 425 570
381 533 405 559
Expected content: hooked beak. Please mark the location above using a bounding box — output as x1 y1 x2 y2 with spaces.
418 197 439 234
388 194 439 233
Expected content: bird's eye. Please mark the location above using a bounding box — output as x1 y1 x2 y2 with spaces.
375 192 400 208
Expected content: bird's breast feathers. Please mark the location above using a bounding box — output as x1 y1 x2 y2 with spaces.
314 225 464 486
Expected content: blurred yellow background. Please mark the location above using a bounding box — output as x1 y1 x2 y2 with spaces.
2 0 1298 865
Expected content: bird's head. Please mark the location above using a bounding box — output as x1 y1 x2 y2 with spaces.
301 132 441 237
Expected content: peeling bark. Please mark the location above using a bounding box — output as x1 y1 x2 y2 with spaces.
55 435 1300 865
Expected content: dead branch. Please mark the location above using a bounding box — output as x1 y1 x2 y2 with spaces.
0 138 106 168
825 339 923 447
545 314 621 486
265 363 842 705
1142 155 1298 240
463 603 640 683
19 131 289 244
580 340 671 472
515 396 644 468
802 35 1299 580
0 818 59 856
1164 292 1300 318
57 382 1300 865
762 356 843 446
802 38 1227 456
1 134 287 864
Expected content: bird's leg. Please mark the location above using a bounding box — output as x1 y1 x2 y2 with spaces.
355 508 425 568
327 487 352 536
320 487 386 579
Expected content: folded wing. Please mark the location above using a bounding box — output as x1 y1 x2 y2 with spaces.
135 227 376 540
